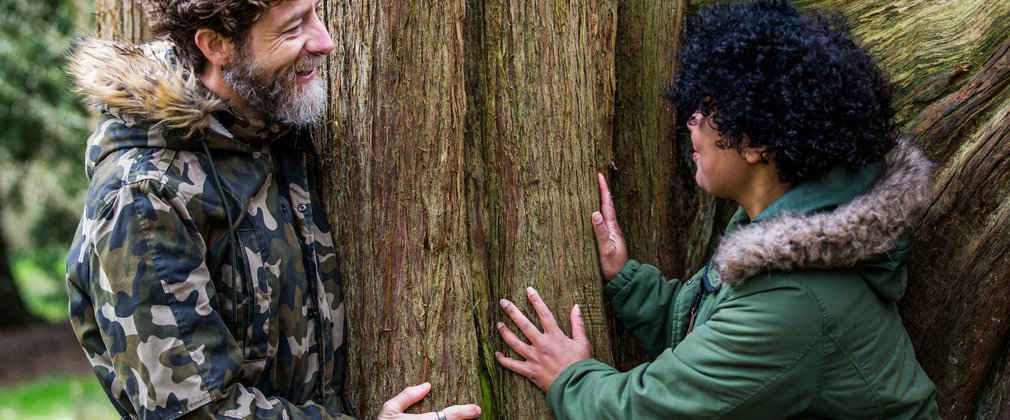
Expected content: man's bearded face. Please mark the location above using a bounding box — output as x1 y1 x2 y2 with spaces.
223 42 327 127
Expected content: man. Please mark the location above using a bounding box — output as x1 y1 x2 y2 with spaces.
65 0 480 418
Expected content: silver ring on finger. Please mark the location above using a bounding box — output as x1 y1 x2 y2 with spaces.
436 409 448 420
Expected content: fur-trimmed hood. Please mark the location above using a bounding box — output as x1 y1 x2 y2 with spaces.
67 37 227 136
66 38 297 175
712 140 934 299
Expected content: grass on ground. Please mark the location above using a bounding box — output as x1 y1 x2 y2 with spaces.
0 375 119 419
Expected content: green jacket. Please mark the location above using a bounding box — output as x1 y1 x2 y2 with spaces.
549 142 939 419
65 38 352 419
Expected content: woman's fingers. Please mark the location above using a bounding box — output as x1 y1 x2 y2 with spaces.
597 173 618 225
525 287 559 334
494 350 534 380
569 304 586 342
496 321 532 357
591 211 609 247
499 298 541 339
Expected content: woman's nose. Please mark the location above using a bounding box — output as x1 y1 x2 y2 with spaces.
687 112 702 129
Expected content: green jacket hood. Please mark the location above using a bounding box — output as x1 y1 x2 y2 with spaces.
66 38 293 174
712 139 934 300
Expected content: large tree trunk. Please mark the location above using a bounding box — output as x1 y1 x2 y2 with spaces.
323 1 627 417
321 0 484 414
97 0 1010 418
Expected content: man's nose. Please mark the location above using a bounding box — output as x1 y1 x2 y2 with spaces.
307 16 335 55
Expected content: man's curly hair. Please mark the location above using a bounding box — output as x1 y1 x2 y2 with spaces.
142 0 278 70
667 0 898 184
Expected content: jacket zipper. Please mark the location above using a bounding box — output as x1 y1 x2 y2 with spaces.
687 262 715 334
275 145 328 401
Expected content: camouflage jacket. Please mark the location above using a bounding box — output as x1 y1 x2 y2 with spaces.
65 38 353 419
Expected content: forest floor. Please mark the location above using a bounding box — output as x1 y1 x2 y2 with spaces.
0 322 93 387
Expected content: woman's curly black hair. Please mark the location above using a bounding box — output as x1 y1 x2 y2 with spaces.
667 0 898 184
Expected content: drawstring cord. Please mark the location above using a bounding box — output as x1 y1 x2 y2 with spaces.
200 139 243 342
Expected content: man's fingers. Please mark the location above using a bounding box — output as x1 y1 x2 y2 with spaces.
496 322 532 357
526 288 559 334
381 382 431 413
438 404 482 420
499 299 541 339
570 304 587 342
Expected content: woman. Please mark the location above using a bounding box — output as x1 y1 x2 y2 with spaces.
494 0 940 418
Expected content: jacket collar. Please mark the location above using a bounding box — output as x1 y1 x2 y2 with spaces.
712 139 934 295
752 162 884 224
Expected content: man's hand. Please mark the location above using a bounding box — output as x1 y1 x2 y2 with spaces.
495 287 593 393
377 382 481 420
592 173 628 282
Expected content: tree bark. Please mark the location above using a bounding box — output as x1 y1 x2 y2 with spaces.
323 1 625 417
607 0 741 370
93 0 150 41
901 36 1010 420
462 1 618 417
321 0 484 415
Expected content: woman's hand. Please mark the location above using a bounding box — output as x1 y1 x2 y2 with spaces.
377 382 481 420
495 287 593 393
592 173 628 282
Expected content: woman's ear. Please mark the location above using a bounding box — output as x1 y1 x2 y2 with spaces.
742 145 771 164
194 28 235 71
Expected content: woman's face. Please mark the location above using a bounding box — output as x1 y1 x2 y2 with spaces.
686 111 754 200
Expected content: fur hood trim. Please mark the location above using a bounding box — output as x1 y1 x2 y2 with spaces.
713 140 934 286
66 38 226 137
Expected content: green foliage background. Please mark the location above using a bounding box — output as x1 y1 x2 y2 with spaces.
0 0 92 321
0 1 120 417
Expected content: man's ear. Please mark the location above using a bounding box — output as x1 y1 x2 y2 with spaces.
194 28 234 70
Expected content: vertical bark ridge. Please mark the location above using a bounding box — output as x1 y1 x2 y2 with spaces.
463 0 617 418
608 0 696 370
326 1 480 416
93 0 151 41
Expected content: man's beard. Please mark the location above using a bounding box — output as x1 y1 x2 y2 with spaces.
223 47 327 127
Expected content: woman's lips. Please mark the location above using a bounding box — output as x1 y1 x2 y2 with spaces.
692 150 699 161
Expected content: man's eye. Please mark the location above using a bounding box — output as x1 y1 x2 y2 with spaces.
286 24 302 34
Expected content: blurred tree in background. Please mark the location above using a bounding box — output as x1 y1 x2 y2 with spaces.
0 0 92 328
